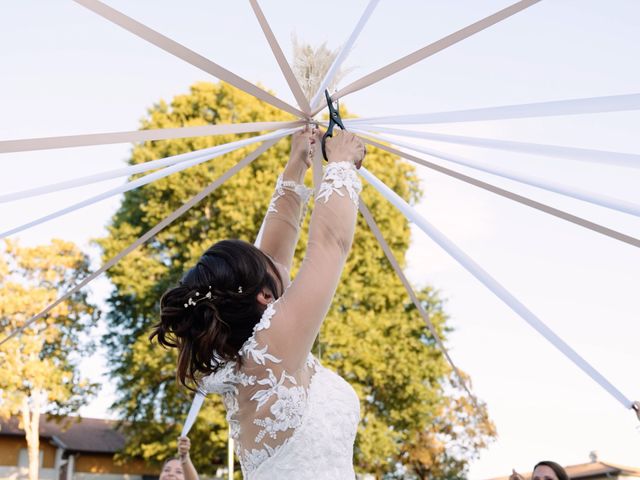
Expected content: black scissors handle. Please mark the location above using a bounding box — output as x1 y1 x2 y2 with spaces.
321 89 346 161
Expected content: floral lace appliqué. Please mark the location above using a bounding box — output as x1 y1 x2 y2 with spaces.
242 443 284 474
204 297 358 479
316 161 362 207
239 302 281 366
210 301 318 477
253 383 306 442
267 174 313 216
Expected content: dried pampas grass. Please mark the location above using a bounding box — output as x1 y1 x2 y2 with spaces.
291 35 353 101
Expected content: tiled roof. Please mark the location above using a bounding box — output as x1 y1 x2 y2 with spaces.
0 415 125 453
568 461 640 478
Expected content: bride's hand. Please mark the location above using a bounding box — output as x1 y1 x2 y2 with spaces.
285 125 321 181
290 126 320 168
325 131 366 169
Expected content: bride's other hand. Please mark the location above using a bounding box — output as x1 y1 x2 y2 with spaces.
285 125 318 182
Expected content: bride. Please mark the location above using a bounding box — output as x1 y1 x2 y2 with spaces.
151 126 367 479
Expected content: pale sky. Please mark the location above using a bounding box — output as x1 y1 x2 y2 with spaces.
1 1 639 478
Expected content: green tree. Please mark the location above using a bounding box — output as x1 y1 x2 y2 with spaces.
0 239 99 480
98 81 494 478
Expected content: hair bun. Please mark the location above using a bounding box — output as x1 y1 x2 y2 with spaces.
150 239 282 390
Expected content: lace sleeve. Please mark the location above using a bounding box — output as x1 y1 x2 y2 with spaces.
257 173 313 276
262 161 361 369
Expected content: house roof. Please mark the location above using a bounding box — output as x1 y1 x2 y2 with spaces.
0 415 125 454
568 461 640 478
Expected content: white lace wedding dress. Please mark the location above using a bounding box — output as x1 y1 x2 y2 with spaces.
204 161 363 479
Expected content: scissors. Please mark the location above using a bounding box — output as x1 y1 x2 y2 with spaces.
321 89 346 161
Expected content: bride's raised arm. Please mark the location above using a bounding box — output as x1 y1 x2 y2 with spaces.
263 131 366 368
255 127 318 277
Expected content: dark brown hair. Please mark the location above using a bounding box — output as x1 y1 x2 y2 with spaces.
150 239 282 390
533 461 569 480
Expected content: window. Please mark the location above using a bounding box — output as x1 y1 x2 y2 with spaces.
18 449 44 468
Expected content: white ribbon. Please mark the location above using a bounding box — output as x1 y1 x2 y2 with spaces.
181 392 205 437
346 93 640 125
356 125 640 169
332 0 540 102
0 121 304 154
249 0 311 115
73 0 305 118
359 201 484 415
1 129 297 203
309 0 380 113
359 166 634 410
358 136 640 249
0 128 298 239
351 129 640 218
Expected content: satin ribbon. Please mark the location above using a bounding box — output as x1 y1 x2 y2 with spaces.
309 0 380 113
359 201 485 416
181 392 205 437
1 127 302 203
358 136 640 249
0 121 304 154
351 129 640 218
0 128 298 239
330 0 541 103
73 0 305 118
249 0 311 115
360 166 634 410
346 93 640 125
355 125 640 169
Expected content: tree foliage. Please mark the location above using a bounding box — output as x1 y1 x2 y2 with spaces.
97 81 495 478
0 239 99 480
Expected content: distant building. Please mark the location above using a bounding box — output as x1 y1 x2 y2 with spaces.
488 456 640 480
0 416 155 480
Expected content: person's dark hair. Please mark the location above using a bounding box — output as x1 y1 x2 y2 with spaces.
150 239 282 390
534 461 569 480
161 457 181 471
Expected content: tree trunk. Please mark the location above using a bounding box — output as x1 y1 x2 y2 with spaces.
21 392 42 480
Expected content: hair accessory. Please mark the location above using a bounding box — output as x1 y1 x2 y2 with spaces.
238 286 243 294
184 286 213 309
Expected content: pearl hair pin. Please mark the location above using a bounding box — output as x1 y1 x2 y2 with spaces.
183 285 243 308
184 286 212 309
